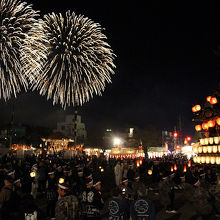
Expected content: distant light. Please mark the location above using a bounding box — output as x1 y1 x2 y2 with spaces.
186 136 191 141
59 178 64 184
113 137 121 146
106 129 112 132
173 132 178 138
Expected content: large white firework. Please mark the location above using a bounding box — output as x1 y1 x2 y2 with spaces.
23 11 116 109
0 0 39 100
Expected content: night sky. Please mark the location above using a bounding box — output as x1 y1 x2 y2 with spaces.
0 0 219 138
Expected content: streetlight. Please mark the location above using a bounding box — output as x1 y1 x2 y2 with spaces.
113 137 121 146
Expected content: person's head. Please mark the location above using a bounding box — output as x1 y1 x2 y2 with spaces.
137 186 148 197
122 178 128 187
4 176 13 187
48 172 55 179
57 183 69 196
133 174 140 182
86 179 93 188
14 179 21 187
93 180 101 191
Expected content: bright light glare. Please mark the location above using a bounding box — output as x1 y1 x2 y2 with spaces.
113 138 121 146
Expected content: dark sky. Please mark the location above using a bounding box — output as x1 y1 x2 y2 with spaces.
0 0 219 137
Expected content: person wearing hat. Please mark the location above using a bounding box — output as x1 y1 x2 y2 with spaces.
81 178 94 219
55 181 79 220
120 177 133 200
131 173 146 200
158 171 177 214
46 171 57 219
0 175 20 220
130 185 155 220
108 187 130 220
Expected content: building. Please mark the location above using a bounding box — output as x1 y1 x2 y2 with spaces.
54 114 87 144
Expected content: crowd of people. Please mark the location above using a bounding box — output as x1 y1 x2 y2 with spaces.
0 151 220 219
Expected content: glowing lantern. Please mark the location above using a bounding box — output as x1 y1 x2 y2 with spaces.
198 147 203 153
203 146 207 153
101 168 104 172
197 156 201 163
208 120 215 128
205 138 209 145
136 160 140 167
207 96 212 102
174 164 177 171
171 166 174 172
210 97 218 104
195 105 201 111
140 160 142 165
206 156 210 164
218 145 220 153
59 178 65 184
193 146 198 153
213 145 218 153
188 160 191 167
192 106 197 112
148 169 152 175
216 157 220 165
202 123 209 130
195 125 202 132
214 137 220 145
216 118 220 126
209 137 214 144
183 166 187 172
208 146 212 153
193 157 197 163
30 171 36 178
200 139 205 145
201 157 206 163
211 157 216 164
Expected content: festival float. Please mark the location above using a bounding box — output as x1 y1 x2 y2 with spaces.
192 89 220 165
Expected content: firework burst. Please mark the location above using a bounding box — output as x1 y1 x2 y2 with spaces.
23 11 116 109
0 0 39 100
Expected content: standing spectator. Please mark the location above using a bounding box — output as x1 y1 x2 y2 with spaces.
114 161 123 187
55 182 79 220
130 185 155 220
38 161 47 193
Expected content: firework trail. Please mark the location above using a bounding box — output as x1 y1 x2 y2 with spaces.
23 11 116 109
0 0 39 100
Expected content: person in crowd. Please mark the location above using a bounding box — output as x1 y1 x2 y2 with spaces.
46 171 58 219
158 171 177 214
132 173 146 200
55 181 79 220
108 187 130 220
130 185 155 220
114 161 123 187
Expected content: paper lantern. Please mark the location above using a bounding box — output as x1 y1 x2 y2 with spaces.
188 160 191 167
207 96 212 102
59 178 64 184
208 120 215 128
201 157 206 163
195 105 201 111
148 169 152 175
214 137 220 144
195 125 202 132
200 139 205 145
174 164 177 171
213 145 217 153
206 156 210 164
205 138 209 145
171 166 174 172
202 123 209 130
208 146 213 153
193 146 198 153
209 137 214 144
216 157 220 165
211 157 216 164
183 166 187 172
136 160 140 167
210 97 218 104
216 118 220 126
139 159 142 165
193 157 197 163
197 156 201 163
218 145 220 153
203 146 207 153
192 106 197 112
30 172 36 178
